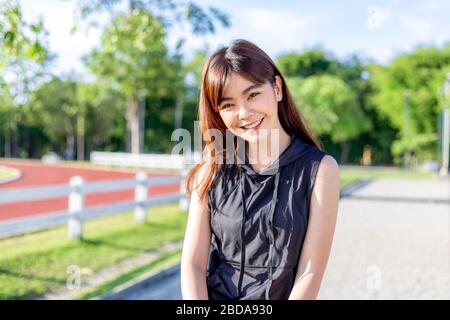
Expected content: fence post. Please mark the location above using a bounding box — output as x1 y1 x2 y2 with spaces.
135 171 148 223
68 176 85 240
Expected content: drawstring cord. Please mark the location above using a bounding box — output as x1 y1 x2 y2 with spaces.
265 170 280 300
237 167 246 296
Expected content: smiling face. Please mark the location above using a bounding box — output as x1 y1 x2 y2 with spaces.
218 73 284 144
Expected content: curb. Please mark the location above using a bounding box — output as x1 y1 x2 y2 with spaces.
99 261 181 300
339 179 373 198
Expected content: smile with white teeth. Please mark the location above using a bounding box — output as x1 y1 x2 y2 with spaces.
241 118 263 130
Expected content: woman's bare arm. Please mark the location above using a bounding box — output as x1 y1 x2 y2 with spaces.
180 165 212 300
288 155 340 300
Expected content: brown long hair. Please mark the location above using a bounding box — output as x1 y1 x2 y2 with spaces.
185 39 322 203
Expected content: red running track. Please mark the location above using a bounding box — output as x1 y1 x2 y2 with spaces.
0 159 181 222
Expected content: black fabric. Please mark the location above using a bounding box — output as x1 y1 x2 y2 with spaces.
206 134 328 300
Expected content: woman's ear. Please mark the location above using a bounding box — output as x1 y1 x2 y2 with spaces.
274 75 283 101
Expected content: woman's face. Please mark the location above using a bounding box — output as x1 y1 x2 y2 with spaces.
218 73 283 144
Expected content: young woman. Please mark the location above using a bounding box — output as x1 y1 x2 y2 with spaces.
180 39 340 300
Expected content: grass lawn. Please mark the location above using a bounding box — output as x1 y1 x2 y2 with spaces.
0 167 17 180
0 203 187 300
340 167 436 189
60 160 181 175
77 249 182 300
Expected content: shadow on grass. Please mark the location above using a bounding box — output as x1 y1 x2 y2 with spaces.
0 267 66 285
78 238 162 253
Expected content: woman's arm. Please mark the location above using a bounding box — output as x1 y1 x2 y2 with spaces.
180 165 212 300
288 155 340 300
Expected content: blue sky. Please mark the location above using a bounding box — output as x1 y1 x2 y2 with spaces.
20 0 450 77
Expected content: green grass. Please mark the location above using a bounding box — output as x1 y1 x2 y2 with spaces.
340 167 436 189
77 249 182 300
0 167 17 180
60 160 181 175
0 204 187 300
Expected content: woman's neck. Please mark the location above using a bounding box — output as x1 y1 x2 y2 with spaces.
247 129 291 172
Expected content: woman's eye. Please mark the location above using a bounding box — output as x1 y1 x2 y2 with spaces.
249 92 260 99
218 103 231 111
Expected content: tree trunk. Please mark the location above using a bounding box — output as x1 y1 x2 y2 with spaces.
66 133 75 160
125 122 131 153
11 121 18 157
126 97 145 154
139 96 145 153
4 126 11 158
24 125 30 158
175 97 183 130
77 115 85 161
340 141 352 164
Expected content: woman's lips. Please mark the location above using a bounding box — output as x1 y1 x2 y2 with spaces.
241 117 264 131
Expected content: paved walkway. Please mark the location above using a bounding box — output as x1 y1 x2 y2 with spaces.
111 177 450 300
319 177 449 299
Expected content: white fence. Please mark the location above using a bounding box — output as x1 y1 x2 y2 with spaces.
90 151 202 170
0 172 190 240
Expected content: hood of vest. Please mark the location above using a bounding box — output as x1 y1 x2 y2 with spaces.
239 133 315 180
236 134 315 298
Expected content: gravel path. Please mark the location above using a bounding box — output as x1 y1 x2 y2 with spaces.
319 177 450 299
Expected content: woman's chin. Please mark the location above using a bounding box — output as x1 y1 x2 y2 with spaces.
240 128 269 143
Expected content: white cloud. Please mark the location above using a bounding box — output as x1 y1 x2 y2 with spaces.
421 0 450 11
399 16 433 37
236 8 320 34
167 7 323 63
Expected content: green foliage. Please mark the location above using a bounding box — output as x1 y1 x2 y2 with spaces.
277 49 338 78
369 44 450 162
27 77 126 155
276 49 379 163
0 0 50 157
85 10 169 100
287 74 372 143
0 0 48 65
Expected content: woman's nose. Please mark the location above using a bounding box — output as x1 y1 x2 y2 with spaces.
237 102 255 120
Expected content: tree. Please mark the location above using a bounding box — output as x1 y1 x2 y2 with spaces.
73 0 230 154
287 75 372 163
0 0 49 157
85 9 173 153
369 44 450 165
276 49 338 78
29 77 79 158
28 76 126 159
277 49 400 165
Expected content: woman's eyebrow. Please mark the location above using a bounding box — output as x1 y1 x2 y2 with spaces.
219 84 261 104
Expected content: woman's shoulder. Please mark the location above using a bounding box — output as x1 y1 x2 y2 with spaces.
310 152 339 194
303 142 337 168
317 154 339 177
293 144 339 189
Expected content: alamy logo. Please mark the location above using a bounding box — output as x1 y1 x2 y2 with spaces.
366 5 389 30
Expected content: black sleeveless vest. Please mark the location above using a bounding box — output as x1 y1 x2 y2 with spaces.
206 134 328 300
